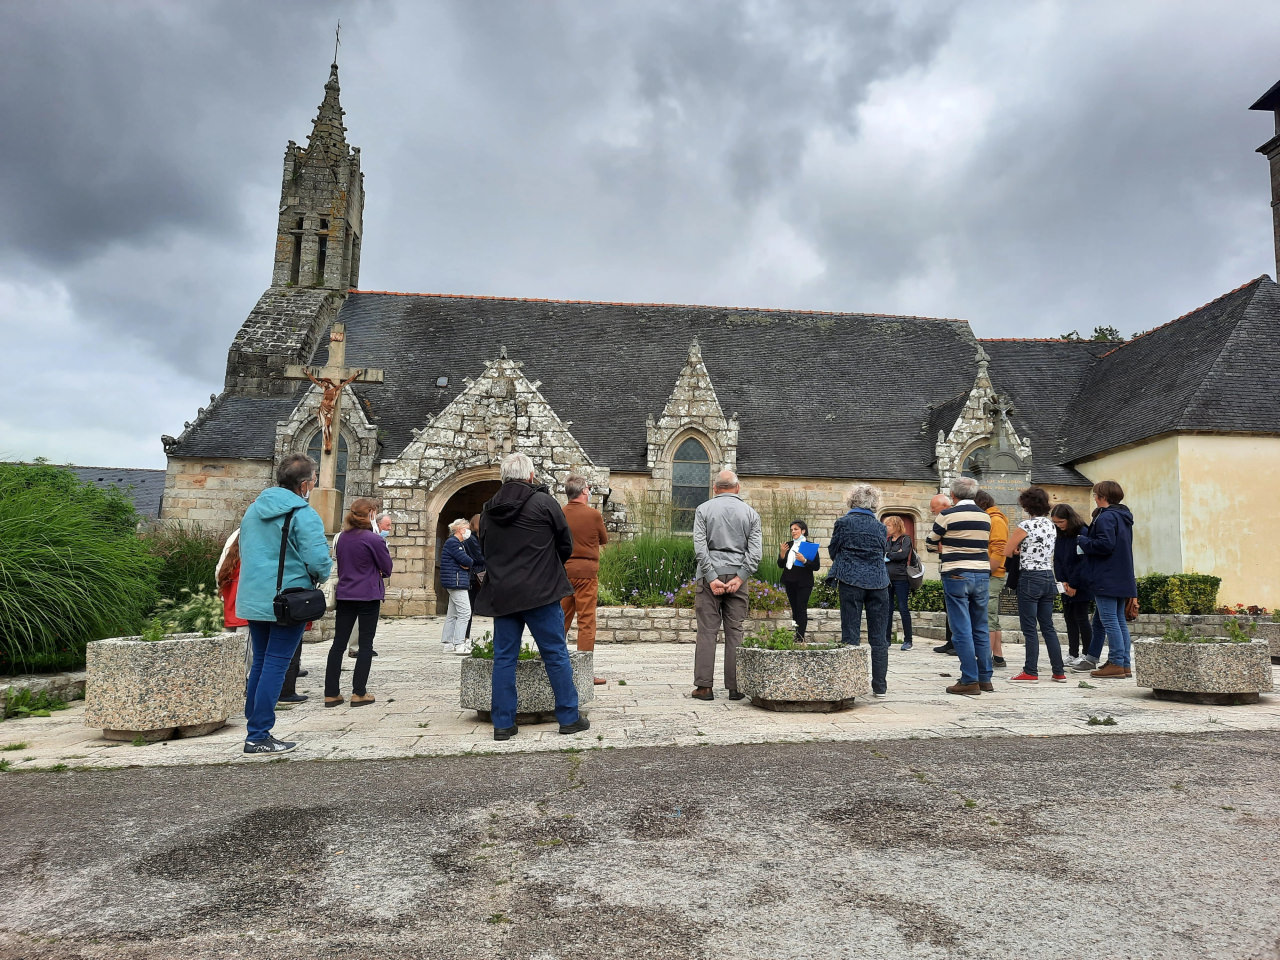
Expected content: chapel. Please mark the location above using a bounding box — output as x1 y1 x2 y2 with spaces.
159 65 1280 612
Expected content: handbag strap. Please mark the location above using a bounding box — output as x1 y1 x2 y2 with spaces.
276 507 302 594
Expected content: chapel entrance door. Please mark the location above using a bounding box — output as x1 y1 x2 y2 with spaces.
433 480 502 614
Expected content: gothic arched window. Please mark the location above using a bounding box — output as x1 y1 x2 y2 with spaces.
671 437 711 533
305 432 348 496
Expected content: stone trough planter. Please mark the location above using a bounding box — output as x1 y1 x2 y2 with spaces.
84 632 246 741
460 651 595 723
1132 637 1274 705
1254 622 1280 663
737 644 870 712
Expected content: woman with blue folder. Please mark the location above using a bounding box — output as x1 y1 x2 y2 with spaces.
778 520 821 642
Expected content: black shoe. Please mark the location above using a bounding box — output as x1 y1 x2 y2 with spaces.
992 656 1007 668
297 669 309 678
277 693 308 704
493 726 519 741
728 690 745 701
558 718 591 735
933 643 956 655
244 737 296 755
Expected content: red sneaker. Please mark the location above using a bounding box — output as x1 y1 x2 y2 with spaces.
1008 672 1039 682
1052 673 1068 682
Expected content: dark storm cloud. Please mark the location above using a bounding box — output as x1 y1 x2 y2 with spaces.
1 0 1278 468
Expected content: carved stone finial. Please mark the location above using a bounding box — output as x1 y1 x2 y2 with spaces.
688 338 702 364
499 344 508 359
160 434 178 453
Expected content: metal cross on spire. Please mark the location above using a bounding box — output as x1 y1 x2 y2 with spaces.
333 20 341 65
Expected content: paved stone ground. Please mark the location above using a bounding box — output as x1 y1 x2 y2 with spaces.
2 733 1279 960
2 616 1278 769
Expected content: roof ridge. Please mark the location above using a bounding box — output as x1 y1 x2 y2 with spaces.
978 337 1106 343
347 288 969 323
1097 275 1270 359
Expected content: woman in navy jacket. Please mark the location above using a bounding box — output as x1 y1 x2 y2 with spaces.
1076 480 1137 679
440 519 477 654
1050 503 1092 663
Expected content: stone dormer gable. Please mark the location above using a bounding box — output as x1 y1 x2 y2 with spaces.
380 351 606 497
934 344 1031 490
646 338 739 472
274 379 380 500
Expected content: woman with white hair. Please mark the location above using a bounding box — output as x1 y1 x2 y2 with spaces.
440 517 477 654
827 483 892 698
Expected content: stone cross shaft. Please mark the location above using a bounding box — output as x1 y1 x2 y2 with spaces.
284 322 383 531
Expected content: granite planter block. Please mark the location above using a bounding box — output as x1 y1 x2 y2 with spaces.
84 632 246 740
1132 638 1274 705
738 644 870 712
1254 622 1280 662
460 651 594 722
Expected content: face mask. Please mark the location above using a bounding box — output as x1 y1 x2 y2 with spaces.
379 528 390 539
462 529 471 540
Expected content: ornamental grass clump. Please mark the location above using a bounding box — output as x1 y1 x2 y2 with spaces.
0 462 160 674
152 585 223 636
138 520 224 598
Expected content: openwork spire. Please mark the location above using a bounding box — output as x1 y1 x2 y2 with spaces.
305 63 349 165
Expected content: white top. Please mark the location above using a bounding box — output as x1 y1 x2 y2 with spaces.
1018 516 1055 571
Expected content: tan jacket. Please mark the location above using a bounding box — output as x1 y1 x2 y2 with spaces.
987 506 1009 577
563 500 609 579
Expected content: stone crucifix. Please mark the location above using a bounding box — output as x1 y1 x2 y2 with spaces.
284 322 384 533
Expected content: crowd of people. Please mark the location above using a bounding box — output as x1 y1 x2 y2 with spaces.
219 452 1136 754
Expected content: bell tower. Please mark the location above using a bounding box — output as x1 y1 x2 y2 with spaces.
272 61 364 290
1251 79 1280 281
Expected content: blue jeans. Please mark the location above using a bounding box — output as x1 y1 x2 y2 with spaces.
889 579 913 641
838 582 890 695
941 571 992 685
1086 607 1106 661
1018 569 1064 675
491 599 580 730
1095 595 1133 667
245 620 306 742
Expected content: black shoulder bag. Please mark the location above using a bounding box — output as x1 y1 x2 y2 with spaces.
272 507 327 626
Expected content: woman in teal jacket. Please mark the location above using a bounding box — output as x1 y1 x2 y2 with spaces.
236 454 332 755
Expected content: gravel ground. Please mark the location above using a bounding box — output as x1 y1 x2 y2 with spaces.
1 731 1278 960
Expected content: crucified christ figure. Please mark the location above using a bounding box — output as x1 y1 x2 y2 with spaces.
307 370 363 453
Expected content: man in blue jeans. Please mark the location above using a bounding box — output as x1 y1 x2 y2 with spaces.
926 476 994 696
474 452 589 741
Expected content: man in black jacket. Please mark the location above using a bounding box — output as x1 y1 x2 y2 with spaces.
475 452 589 741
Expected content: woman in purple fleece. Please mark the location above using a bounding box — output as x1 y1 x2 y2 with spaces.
324 497 394 708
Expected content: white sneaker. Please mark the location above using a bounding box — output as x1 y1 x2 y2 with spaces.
453 643 472 656
441 642 455 654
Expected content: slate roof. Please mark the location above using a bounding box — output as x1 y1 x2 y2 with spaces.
317 293 986 481
1061 276 1280 462
980 339 1114 484
169 394 302 460
65 466 166 518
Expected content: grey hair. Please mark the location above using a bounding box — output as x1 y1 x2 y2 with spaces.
276 454 316 493
565 475 589 500
844 483 882 512
713 469 739 491
500 452 535 483
448 517 469 532
949 476 979 501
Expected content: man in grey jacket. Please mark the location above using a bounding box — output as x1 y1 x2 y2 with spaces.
691 470 762 701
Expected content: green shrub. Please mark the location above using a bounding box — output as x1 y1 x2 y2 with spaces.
3 687 70 720
741 625 839 651
669 578 787 612
598 535 696 600
139 521 225 598
908 580 946 612
0 462 160 674
1137 573 1221 615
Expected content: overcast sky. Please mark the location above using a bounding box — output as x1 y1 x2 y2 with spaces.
2 0 1278 469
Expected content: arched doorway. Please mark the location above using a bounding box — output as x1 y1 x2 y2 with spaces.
433 480 502 613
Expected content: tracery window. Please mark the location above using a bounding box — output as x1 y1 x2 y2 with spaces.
671 437 710 533
305 431 348 496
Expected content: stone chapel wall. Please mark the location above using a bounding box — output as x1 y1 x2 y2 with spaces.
159 458 274 532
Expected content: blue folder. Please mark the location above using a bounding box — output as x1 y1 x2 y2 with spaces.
796 541 820 563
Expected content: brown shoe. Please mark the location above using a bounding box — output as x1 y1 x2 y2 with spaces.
979 682 995 692
947 681 981 695
1124 667 1133 678
350 693 376 707
691 687 714 701
324 696 345 708
593 677 607 685
1091 663 1127 679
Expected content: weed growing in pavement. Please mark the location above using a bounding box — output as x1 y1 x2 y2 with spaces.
417 722 431 728
1 742 28 751
1171 782 1184 790
49 763 68 772
3 688 70 720
1086 715 1117 726
616 679 627 686
1222 806 1236 812
1078 681 1096 689
130 735 147 747
0 759 9 772
487 913 512 924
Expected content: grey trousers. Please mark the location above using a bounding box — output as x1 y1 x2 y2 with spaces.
693 580 748 690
